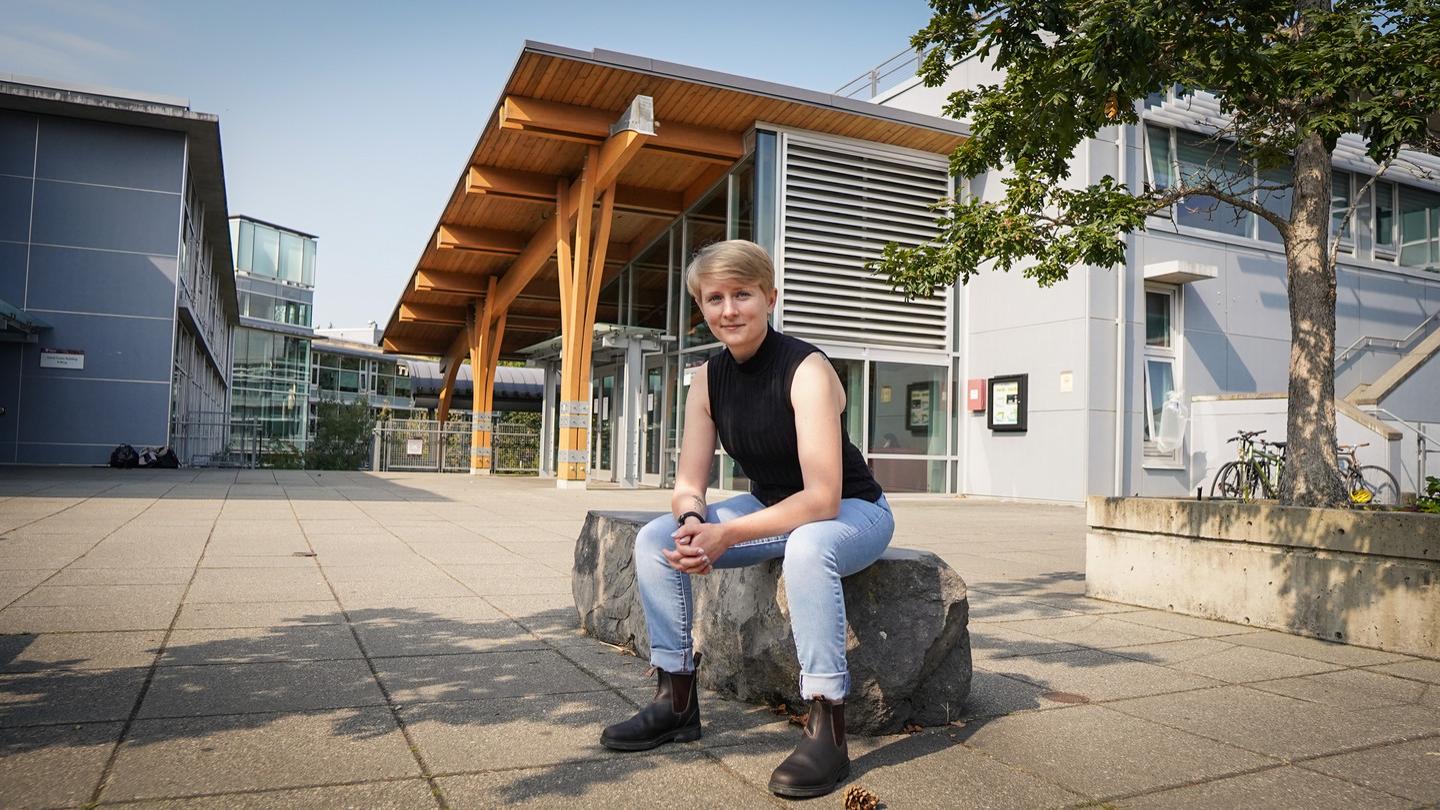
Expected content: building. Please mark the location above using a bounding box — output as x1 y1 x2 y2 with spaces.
382 43 1437 498
876 60 1440 501
309 333 415 425
0 76 236 465
228 215 316 456
382 43 967 488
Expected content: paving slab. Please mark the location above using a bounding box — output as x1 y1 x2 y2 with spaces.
374 649 603 704
1367 658 1440 685
13 583 187 608
961 668 1074 719
1302 736 1440 804
0 602 178 633
47 567 195 585
1249 668 1432 711
979 647 1222 701
173 600 343 629
0 667 148 725
1224 629 1413 666
958 703 1275 798
436 749 764 809
400 691 637 773
1106 608 1263 638
99 779 439 808
0 721 122 809
354 616 546 657
104 708 422 801
1116 764 1415 809
1162 641 1343 683
333 578 475 604
996 614 1193 649
186 569 334 603
139 660 386 718
0 630 164 672
161 625 365 665
1107 684 1438 760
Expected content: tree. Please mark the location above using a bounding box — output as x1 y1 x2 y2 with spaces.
874 0 1440 506
305 399 376 470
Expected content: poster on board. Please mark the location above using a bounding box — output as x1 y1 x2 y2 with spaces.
987 374 1028 432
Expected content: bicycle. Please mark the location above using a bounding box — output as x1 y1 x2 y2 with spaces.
1211 429 1285 501
1335 443 1400 507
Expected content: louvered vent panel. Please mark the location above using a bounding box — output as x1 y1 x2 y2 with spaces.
780 136 951 350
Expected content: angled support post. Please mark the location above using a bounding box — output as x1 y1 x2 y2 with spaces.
469 276 506 475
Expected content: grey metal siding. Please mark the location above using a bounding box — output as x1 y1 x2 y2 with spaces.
31 180 182 255
34 116 183 192
26 247 177 319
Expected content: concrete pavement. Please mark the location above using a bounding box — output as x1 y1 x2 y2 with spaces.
1 468 1437 808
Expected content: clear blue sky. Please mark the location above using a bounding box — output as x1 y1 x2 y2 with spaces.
1 0 935 329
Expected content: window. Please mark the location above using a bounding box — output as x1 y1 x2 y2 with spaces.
1174 131 1252 237
1330 171 1353 250
1143 285 1183 466
1398 184 1440 271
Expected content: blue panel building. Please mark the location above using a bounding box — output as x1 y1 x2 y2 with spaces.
0 76 236 465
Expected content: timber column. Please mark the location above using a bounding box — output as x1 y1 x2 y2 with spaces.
469 276 506 475
553 98 653 489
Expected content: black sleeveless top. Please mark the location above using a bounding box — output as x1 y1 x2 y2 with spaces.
707 326 883 507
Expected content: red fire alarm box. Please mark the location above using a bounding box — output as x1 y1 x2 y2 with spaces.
966 378 987 412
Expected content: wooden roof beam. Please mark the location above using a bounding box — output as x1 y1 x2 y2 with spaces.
467 165 683 217
382 336 445 355
488 102 655 322
499 95 742 164
435 225 530 255
399 303 469 326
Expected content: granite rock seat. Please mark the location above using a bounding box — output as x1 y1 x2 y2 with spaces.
572 510 972 735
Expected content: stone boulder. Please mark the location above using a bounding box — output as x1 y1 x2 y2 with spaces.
573 510 972 734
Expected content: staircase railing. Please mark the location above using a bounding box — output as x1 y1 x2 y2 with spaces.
1336 309 1440 367
1360 405 1440 490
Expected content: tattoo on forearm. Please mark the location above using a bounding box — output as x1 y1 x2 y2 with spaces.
689 495 706 515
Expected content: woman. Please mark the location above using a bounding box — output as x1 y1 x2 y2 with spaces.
599 239 893 799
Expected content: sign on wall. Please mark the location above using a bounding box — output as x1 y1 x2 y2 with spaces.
406 439 424 456
987 374 1028 432
39 349 85 370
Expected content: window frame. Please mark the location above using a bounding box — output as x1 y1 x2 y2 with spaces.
1142 282 1185 469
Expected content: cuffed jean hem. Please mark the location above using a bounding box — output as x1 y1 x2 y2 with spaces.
800 671 849 702
649 646 694 674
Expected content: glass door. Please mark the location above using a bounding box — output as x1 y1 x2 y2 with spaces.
590 365 619 480
640 354 669 487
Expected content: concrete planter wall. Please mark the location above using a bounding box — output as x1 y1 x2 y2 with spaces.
1087 497 1440 657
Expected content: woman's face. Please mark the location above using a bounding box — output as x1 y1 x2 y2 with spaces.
696 274 776 353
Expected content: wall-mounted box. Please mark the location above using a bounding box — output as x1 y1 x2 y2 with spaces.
966 378 987 413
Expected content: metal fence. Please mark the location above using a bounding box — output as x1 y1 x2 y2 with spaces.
372 417 541 475
170 413 262 468
835 47 925 100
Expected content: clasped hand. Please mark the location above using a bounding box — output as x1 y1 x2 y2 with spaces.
663 521 727 575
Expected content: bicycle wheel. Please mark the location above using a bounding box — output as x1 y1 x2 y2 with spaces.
1350 465 1401 507
1212 461 1262 500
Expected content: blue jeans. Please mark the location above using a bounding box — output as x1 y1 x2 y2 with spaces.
633 493 894 701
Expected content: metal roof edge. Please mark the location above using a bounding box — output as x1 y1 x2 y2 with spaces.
520 41 970 139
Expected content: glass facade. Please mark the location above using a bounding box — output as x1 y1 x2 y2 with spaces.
308 347 413 434
228 216 319 460
231 327 312 451
1146 124 1440 273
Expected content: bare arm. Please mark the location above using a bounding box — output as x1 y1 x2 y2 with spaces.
669 363 717 523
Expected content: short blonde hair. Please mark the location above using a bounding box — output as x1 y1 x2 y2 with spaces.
684 239 774 299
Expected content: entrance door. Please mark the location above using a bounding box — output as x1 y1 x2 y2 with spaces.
590 365 619 481
639 354 668 487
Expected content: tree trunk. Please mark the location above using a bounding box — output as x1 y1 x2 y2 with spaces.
1280 132 1346 507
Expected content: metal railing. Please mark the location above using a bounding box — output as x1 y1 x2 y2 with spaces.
371 417 541 475
1358 405 1440 489
492 421 541 474
1336 309 1440 367
835 47 926 100
170 412 261 468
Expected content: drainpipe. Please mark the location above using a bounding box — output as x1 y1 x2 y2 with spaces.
1114 121 1131 496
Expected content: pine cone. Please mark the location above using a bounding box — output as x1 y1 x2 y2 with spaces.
843 784 880 810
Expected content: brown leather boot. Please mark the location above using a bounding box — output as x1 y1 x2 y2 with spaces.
600 653 702 751
768 696 849 798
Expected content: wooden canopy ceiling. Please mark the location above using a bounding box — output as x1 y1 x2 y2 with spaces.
381 42 968 359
